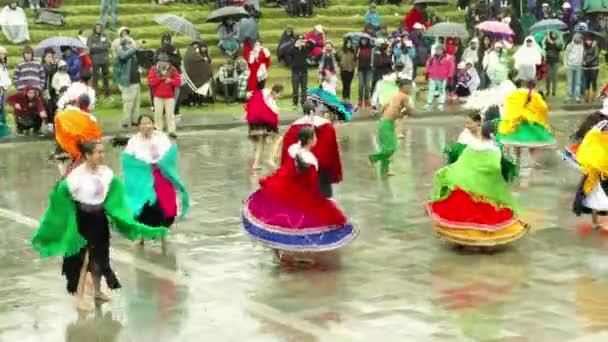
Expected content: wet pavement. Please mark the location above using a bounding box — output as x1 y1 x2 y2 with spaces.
1 116 608 341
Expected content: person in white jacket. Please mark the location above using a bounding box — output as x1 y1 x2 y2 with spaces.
482 41 509 88
0 2 29 44
0 46 10 132
57 72 96 112
513 36 543 82
52 60 72 96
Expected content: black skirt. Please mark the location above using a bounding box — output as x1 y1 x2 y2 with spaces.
573 175 608 216
248 122 278 140
136 201 175 228
62 204 121 294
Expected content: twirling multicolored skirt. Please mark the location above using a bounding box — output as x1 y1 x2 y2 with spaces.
241 190 357 252
427 188 529 247
561 144 581 171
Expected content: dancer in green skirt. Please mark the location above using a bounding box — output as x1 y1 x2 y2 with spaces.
369 79 414 176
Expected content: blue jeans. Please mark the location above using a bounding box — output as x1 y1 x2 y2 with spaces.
566 67 582 100
100 0 118 28
426 79 447 107
358 69 373 103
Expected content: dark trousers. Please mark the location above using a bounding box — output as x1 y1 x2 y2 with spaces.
340 70 354 100
92 63 110 96
223 82 237 102
583 69 599 92
318 169 333 198
16 114 42 133
291 70 308 105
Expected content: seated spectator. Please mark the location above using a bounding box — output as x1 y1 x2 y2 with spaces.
218 60 239 104
365 3 382 31
218 18 240 58
236 58 250 102
61 46 82 82
0 1 29 44
277 26 295 67
454 62 474 101
286 0 312 17
7 86 46 135
305 25 325 59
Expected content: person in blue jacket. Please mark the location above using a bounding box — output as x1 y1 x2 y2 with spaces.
61 46 81 82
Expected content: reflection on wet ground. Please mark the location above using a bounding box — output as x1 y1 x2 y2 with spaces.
1 118 608 341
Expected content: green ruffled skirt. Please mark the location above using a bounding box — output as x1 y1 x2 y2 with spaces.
497 122 556 148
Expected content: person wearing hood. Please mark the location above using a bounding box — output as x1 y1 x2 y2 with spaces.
582 34 600 102
542 31 563 97
277 26 295 67
148 53 181 136
13 45 45 92
88 23 111 97
7 86 46 135
564 33 584 102
52 60 71 96
365 3 382 30
57 72 96 112
454 62 479 101
513 36 542 82
111 27 135 56
0 1 29 44
99 0 119 31
238 4 260 45
425 44 453 111
482 41 509 87
0 47 9 137
461 37 479 66
180 40 213 107
61 46 81 82
113 36 141 128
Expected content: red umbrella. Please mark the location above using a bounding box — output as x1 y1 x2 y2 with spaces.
476 21 514 35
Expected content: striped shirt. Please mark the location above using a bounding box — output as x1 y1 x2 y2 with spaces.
13 60 46 91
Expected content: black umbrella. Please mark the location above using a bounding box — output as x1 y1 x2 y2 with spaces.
206 6 250 23
413 0 449 6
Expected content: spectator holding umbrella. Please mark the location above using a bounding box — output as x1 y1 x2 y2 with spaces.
541 31 563 97
218 17 240 58
61 46 81 82
564 32 584 102
13 46 45 92
88 23 111 97
582 33 600 102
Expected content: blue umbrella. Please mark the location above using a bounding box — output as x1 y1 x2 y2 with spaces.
307 87 352 121
342 32 374 48
530 19 567 33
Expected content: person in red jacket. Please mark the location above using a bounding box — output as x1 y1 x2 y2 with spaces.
403 4 430 32
7 85 46 135
147 53 181 137
279 100 342 198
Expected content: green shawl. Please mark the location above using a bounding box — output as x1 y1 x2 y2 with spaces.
31 177 168 258
121 145 190 218
431 147 519 213
443 142 519 183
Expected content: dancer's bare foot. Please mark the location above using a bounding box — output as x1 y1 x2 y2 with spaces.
367 159 375 169
76 299 94 312
133 239 144 248
397 133 405 139
95 291 111 303
385 172 396 177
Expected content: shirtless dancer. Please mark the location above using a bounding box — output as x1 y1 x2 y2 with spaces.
368 78 415 176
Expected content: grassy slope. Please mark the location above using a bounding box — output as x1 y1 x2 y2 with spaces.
2 0 602 119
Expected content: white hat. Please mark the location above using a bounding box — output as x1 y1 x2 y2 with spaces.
457 62 466 69
58 60 67 68
314 24 323 33
562 2 571 8
413 23 424 30
405 40 413 47
542 2 549 6
0 46 6 54
601 99 608 115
